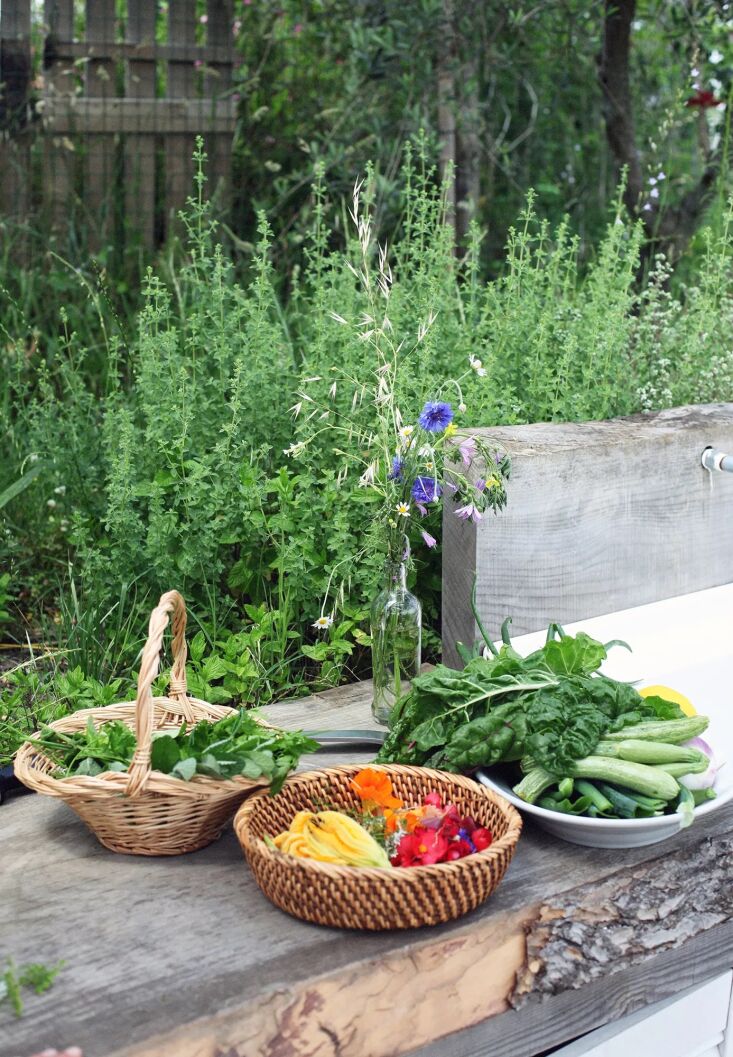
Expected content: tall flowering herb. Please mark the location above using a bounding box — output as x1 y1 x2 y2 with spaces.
284 180 510 597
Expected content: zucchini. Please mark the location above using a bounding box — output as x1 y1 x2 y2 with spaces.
513 766 557 804
602 717 708 744
593 739 709 766
657 759 709 777
569 756 679 800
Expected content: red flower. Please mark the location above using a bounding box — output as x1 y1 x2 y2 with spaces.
473 827 493 851
424 791 443 808
393 826 449 866
445 839 474 861
441 813 462 840
686 89 723 108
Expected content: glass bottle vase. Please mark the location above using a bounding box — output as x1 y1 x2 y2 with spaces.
370 560 422 726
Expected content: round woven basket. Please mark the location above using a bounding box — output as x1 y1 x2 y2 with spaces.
14 590 269 856
234 764 522 930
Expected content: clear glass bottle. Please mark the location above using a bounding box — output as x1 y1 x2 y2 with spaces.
370 558 422 726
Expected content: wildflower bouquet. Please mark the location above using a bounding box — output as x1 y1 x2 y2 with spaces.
288 180 509 580
270 767 493 869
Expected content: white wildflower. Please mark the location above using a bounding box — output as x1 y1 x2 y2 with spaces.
54 485 66 495
396 502 410 517
710 49 724 64
47 499 57 509
312 615 333 630
359 461 378 487
470 356 487 377
283 442 306 458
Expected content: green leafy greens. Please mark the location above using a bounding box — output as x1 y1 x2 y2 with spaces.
32 710 317 795
377 628 685 777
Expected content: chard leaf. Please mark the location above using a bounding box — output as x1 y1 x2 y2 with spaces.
410 716 447 752
540 633 607 676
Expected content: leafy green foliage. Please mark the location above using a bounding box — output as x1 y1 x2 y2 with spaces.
0 664 126 765
377 627 686 775
31 710 317 794
2 138 733 722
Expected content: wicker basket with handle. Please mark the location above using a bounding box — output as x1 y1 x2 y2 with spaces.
234 764 522 930
14 590 269 856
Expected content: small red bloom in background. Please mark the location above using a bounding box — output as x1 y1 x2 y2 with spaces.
424 791 442 808
686 89 723 108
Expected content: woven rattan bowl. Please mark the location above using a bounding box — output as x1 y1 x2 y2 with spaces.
234 764 522 930
14 591 269 856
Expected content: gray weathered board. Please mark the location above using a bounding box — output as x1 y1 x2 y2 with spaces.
442 403 733 667
2 677 733 1057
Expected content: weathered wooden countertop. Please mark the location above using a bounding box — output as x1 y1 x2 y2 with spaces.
2 678 732 1057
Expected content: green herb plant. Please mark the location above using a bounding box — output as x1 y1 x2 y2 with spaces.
28 710 317 794
0 958 65 1018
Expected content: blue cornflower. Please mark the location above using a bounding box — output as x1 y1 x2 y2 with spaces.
411 476 442 504
389 456 404 480
418 400 453 433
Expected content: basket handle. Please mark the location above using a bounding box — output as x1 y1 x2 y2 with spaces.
125 590 190 798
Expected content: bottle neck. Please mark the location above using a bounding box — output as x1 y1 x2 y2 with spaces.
384 560 407 589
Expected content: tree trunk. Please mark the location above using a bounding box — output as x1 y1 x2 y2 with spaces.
599 0 721 267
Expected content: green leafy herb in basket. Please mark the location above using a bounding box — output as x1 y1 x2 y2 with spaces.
29 710 317 794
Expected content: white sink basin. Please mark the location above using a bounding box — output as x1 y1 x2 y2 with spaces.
477 584 733 847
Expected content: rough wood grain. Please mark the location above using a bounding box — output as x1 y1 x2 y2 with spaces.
203 0 233 203
166 0 197 236
83 0 117 250
2 678 732 1057
42 0 76 231
442 404 733 665
124 0 157 250
0 0 31 228
43 97 237 134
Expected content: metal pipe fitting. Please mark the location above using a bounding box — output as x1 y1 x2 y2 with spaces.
701 447 733 473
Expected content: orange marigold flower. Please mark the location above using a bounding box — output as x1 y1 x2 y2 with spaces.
350 768 404 810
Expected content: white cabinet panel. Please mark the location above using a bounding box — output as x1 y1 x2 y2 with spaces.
547 972 732 1057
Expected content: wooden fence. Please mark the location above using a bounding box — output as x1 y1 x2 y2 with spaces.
0 0 236 249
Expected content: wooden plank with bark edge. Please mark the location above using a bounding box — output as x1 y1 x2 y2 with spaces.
442 403 733 667
2 676 733 1057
